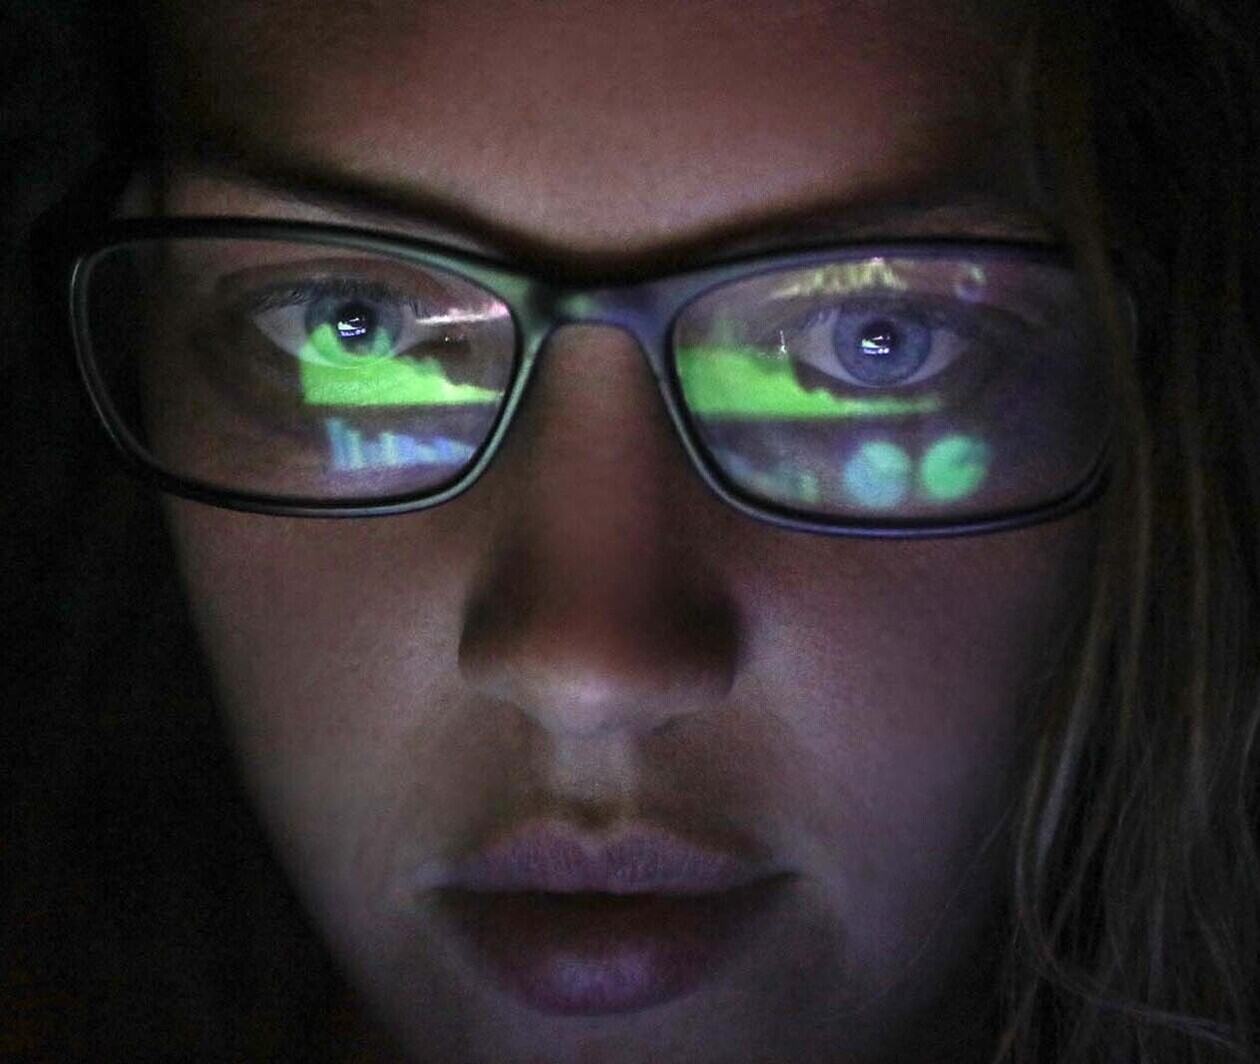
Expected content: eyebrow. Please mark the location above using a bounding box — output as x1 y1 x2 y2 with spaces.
159 141 1062 281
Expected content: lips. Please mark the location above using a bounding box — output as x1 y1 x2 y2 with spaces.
439 821 774 895
426 820 793 1015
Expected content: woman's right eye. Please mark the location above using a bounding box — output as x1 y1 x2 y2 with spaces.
247 281 463 369
195 274 512 422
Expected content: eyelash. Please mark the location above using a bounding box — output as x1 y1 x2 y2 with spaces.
778 293 1005 346
238 277 424 317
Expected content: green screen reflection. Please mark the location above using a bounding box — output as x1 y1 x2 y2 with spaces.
675 345 940 418
918 434 989 501
837 437 990 509
760 434 992 512
296 338 943 416
299 325 500 407
291 331 991 507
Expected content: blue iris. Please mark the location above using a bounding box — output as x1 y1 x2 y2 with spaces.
304 297 402 357
833 314 931 386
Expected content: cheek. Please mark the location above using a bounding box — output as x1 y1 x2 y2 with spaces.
163 504 479 876
172 497 1096 835
755 507 1097 740
165 495 1099 1039
737 507 1096 887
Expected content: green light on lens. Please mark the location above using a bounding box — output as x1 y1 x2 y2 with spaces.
308 321 393 366
844 441 912 509
563 293 600 318
918 434 989 501
676 345 940 418
299 325 499 406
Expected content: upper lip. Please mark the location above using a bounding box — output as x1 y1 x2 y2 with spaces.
435 820 778 896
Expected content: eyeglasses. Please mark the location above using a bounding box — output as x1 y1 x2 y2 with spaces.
66 218 1120 538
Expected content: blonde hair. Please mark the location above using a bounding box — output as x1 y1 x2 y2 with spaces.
992 1 1260 1059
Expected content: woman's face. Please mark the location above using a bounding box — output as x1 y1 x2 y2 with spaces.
149 2 1097 1061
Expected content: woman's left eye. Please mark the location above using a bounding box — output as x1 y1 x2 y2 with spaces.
248 282 455 368
773 298 978 390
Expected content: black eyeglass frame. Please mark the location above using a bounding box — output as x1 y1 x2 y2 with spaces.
67 217 1121 539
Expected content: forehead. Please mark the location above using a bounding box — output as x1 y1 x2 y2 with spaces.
150 0 1040 259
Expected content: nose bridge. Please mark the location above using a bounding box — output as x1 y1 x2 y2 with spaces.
457 320 738 739
520 321 676 531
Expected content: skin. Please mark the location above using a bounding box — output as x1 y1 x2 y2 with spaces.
142 1 1099 1060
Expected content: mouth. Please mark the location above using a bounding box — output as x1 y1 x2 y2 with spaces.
425 820 795 1015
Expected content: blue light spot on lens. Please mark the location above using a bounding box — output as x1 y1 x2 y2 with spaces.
843 441 912 509
918 434 989 501
325 418 475 472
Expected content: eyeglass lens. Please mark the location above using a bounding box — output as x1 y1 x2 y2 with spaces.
672 255 1108 520
78 238 1110 519
83 239 517 502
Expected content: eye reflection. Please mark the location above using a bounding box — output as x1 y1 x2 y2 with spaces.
243 270 514 406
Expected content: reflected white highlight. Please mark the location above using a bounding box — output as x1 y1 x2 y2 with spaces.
418 308 510 325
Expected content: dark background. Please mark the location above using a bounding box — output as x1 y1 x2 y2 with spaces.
0 4 356 1059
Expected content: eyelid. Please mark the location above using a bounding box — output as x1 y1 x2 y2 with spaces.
765 291 1032 344
767 293 1019 391
238 276 425 316
215 256 459 308
247 284 439 367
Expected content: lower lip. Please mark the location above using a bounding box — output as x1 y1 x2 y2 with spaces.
434 876 792 1015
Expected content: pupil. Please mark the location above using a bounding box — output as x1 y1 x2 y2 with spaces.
859 320 898 359
334 301 376 343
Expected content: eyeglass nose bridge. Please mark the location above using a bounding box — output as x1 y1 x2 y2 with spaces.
517 282 682 377
502 281 713 499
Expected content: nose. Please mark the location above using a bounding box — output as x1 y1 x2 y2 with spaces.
457 324 740 739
